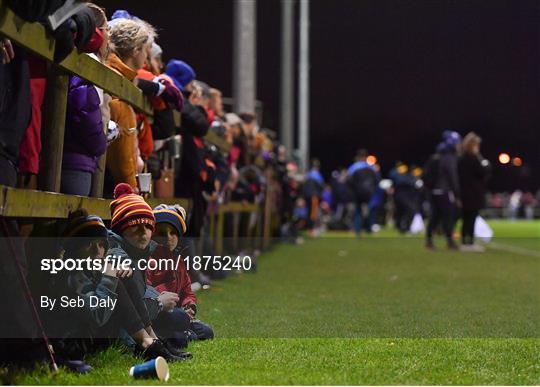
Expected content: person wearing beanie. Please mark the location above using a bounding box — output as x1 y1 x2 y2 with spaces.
425 131 461 250
147 204 215 341
47 209 181 364
166 60 210 240
107 184 192 360
165 60 196 91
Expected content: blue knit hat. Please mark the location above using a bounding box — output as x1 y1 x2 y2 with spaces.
153 204 188 237
165 60 196 91
442 130 461 146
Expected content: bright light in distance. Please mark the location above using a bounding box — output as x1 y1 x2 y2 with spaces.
512 157 522 167
367 155 377 165
498 153 510 164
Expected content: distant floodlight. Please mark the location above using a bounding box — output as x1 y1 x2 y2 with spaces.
367 155 377 165
512 157 522 167
498 153 510 164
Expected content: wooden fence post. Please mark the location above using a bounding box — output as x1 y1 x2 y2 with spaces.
39 66 69 192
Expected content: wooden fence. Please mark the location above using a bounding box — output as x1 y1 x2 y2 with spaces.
0 2 276 251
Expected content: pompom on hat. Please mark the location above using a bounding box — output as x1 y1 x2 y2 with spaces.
110 183 156 234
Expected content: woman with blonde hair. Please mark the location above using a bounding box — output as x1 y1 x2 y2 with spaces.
458 132 491 251
105 18 155 194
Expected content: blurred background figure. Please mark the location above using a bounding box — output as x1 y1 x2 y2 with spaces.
423 131 461 250
347 149 378 237
302 159 325 237
458 132 491 252
389 162 417 234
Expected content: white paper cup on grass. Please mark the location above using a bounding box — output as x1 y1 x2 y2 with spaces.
129 356 170 381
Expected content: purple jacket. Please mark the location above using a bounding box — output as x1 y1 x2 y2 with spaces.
62 76 106 173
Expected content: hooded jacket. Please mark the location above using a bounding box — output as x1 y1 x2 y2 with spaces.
62 75 107 172
105 53 139 188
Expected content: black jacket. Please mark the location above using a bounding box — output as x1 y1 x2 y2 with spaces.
458 153 490 211
0 46 31 165
175 100 209 198
435 150 460 198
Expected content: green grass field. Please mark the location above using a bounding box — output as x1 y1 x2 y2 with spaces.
4 221 539 385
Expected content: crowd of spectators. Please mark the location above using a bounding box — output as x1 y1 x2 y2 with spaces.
0 0 302 373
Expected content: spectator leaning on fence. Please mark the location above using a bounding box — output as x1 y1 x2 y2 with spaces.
105 18 155 193
60 6 109 196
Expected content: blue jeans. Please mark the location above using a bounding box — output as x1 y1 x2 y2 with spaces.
61 169 92 196
189 319 214 340
154 307 214 342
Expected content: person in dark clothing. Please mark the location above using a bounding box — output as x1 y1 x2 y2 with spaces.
302 159 325 235
0 42 50 365
165 60 209 239
347 149 378 236
424 131 461 250
458 132 491 251
390 163 418 233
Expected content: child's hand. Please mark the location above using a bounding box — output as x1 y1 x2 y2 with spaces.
184 303 197 319
159 291 180 312
116 268 133 278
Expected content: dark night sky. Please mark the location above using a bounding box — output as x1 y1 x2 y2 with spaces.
98 0 539 191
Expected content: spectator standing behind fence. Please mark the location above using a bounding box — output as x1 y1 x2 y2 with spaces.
458 132 491 252
166 59 210 237
105 19 155 193
424 131 461 250
60 7 109 196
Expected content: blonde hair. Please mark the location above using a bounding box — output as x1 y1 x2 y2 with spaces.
109 19 155 60
462 132 482 154
86 3 107 28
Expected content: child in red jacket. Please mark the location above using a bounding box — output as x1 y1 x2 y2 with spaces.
147 204 214 340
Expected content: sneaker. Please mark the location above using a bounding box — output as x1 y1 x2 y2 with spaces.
198 272 213 287
141 339 190 362
191 281 202 292
462 244 485 253
163 340 193 360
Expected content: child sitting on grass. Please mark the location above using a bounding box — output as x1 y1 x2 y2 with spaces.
147 204 214 341
53 209 179 369
106 184 192 361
